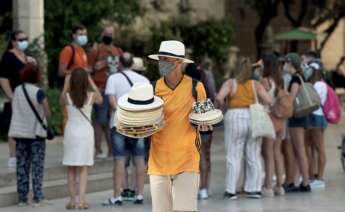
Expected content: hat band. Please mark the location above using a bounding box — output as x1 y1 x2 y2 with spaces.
158 51 185 58
128 97 154 105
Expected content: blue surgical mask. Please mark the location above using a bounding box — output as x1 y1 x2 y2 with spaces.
283 63 290 74
76 35 88 46
303 65 314 80
17 40 28 51
159 60 176 76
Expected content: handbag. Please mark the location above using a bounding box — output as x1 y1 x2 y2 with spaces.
0 102 12 133
249 81 276 139
272 89 293 119
22 84 55 140
293 74 321 117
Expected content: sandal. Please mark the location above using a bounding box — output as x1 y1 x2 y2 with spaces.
65 202 76 210
78 202 89 210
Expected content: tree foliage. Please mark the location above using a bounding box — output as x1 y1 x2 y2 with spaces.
244 0 345 56
44 0 140 87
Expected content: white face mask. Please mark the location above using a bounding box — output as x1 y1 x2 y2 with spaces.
283 63 290 74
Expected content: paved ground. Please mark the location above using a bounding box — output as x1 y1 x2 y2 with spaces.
1 121 345 211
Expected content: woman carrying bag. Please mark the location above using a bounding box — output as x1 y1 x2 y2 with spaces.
60 69 102 210
260 54 292 197
8 64 52 207
284 53 312 192
216 58 272 200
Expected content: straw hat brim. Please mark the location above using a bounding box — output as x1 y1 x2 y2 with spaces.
148 54 194 64
189 109 223 122
118 95 164 111
190 114 223 125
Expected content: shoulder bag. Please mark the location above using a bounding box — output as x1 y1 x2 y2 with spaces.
249 81 276 139
22 84 55 140
293 74 321 117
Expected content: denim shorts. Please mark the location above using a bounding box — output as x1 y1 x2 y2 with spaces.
307 114 327 129
288 116 309 128
111 128 146 160
93 92 110 124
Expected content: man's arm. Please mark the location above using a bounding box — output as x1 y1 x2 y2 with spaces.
108 95 117 110
58 63 69 77
0 78 13 100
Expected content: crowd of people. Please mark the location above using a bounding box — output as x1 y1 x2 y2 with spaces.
0 24 340 211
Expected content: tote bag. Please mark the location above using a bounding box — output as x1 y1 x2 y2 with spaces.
250 81 276 139
293 74 321 117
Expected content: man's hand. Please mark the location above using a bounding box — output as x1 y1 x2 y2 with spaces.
198 123 213 132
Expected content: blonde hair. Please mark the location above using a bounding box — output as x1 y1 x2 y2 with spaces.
235 58 253 83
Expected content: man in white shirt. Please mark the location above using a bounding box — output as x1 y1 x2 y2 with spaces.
104 52 149 205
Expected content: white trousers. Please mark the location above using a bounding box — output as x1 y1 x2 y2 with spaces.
224 109 263 193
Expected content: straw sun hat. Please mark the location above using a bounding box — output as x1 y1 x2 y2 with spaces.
117 83 163 111
116 83 165 138
189 99 223 125
148 40 194 63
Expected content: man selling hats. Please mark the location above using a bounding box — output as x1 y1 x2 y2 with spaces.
148 40 211 212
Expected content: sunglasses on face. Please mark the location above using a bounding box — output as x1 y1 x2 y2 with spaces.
17 38 28 42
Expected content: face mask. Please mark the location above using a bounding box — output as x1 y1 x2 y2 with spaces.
159 60 176 76
283 63 290 74
303 65 314 80
102 36 113 45
283 73 292 89
17 40 28 51
76 35 88 46
253 68 261 81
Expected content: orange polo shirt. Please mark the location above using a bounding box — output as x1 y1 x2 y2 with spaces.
148 75 207 175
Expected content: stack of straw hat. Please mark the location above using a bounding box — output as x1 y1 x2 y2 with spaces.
189 99 223 126
115 83 164 138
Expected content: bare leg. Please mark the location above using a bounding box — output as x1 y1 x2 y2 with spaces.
94 122 103 155
114 160 125 197
200 135 212 190
67 167 77 203
262 138 274 189
274 138 285 187
311 129 326 179
134 158 145 196
9 137 16 157
78 166 88 204
289 128 309 186
103 126 112 157
305 129 314 179
283 138 296 184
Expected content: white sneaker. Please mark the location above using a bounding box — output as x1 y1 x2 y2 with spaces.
261 188 274 197
95 153 107 159
310 180 325 189
8 157 16 168
198 189 209 200
274 186 285 196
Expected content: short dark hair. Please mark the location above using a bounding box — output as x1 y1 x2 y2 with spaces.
72 25 86 34
20 63 41 83
119 52 133 68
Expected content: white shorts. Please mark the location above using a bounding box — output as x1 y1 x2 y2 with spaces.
150 172 200 212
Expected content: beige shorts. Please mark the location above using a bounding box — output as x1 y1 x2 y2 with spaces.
150 172 200 212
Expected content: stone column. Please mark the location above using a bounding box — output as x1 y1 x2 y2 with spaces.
13 0 48 87
13 0 44 43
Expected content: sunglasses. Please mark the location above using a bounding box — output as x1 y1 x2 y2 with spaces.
17 38 28 42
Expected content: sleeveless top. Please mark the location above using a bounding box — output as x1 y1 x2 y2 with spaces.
229 80 255 108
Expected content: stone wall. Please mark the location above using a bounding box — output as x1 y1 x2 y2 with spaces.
318 19 345 70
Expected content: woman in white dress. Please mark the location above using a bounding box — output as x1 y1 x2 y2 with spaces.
60 69 102 210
